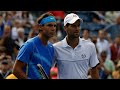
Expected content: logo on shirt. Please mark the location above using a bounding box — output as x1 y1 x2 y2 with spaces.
81 54 86 58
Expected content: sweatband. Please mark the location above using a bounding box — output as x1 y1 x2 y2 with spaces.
39 16 56 25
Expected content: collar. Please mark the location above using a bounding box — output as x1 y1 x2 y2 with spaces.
62 37 82 48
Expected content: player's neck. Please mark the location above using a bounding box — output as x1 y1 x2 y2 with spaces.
38 34 48 46
66 36 79 49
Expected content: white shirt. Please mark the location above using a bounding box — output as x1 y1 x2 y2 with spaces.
82 37 91 41
96 38 111 60
11 27 18 40
53 37 99 79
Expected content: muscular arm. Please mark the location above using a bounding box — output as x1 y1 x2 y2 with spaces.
90 64 100 79
12 60 28 79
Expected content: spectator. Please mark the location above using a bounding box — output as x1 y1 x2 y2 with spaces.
28 24 39 39
91 35 98 55
50 63 58 79
110 35 120 63
0 14 4 38
0 46 7 61
0 57 12 79
82 29 91 41
14 27 27 47
112 60 120 79
21 11 35 37
96 30 111 60
11 19 23 40
104 13 120 40
0 25 15 56
3 12 13 27
99 51 115 79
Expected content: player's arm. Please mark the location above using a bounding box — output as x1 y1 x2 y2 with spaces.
89 43 100 79
90 64 100 79
12 41 33 79
12 60 28 79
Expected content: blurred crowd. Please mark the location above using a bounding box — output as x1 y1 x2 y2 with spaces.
0 11 120 79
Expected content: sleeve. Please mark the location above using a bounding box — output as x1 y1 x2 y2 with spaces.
89 44 100 68
16 41 33 64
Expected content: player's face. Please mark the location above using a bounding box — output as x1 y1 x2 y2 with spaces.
42 22 57 38
65 20 80 38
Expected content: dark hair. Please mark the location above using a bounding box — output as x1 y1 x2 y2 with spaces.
83 29 90 33
37 12 54 25
66 23 70 27
100 51 107 57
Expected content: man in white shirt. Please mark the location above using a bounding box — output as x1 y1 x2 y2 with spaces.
96 30 111 60
53 13 100 79
82 29 91 41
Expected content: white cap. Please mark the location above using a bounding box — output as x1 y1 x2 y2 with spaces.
64 13 83 26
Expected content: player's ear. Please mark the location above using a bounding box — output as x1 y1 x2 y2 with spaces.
38 25 43 31
64 26 67 32
35 24 40 28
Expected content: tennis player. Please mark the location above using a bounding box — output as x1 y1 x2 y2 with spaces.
12 12 57 79
53 13 100 79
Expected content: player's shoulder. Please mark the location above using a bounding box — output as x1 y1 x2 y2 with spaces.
48 41 54 48
21 36 38 48
81 38 95 47
24 38 34 45
27 36 41 44
53 41 63 47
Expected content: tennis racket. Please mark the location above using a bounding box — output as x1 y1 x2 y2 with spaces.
37 64 49 79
